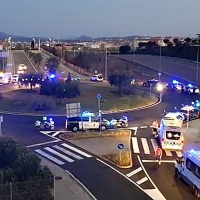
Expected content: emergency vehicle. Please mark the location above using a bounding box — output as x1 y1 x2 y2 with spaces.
0 72 12 84
158 112 184 150
90 74 103 82
180 105 200 121
175 149 200 198
65 111 110 132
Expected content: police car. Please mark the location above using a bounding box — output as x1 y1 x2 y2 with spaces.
179 105 200 121
183 84 200 94
90 74 103 82
166 80 184 91
142 79 158 87
65 112 110 132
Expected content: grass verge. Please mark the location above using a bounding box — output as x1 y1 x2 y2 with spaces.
0 82 157 114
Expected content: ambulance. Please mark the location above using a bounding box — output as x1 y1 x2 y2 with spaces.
0 72 12 84
158 112 184 150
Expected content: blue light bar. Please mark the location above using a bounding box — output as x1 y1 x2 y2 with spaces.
190 149 195 154
188 84 193 88
172 80 178 84
196 102 200 107
82 111 95 117
50 74 55 79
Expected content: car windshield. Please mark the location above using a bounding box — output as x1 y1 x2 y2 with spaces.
166 131 181 140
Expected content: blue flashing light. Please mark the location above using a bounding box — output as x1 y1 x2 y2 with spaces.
50 118 52 121
190 149 195 154
196 100 199 103
82 111 94 117
50 74 55 79
191 102 194 105
172 80 178 84
188 83 193 88
196 102 200 107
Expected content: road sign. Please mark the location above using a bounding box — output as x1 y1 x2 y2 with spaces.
0 116 3 123
97 94 101 99
158 72 161 76
66 102 81 118
0 45 3 51
117 143 124 150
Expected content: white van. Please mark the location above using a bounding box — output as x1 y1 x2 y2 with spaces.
158 112 184 150
90 74 103 82
175 150 200 198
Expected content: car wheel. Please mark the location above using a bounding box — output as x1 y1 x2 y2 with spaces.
101 125 106 131
72 126 78 132
193 186 200 198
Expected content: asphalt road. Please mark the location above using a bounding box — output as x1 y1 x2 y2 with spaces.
113 54 200 85
2 53 200 200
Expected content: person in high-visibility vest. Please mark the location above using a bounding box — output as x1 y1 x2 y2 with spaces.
152 120 159 135
43 115 47 122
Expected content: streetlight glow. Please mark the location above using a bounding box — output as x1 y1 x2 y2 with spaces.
157 83 163 92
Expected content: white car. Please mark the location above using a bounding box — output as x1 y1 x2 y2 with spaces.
90 74 103 82
18 64 27 70
17 69 25 74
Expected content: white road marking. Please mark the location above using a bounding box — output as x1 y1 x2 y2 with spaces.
140 126 148 128
61 143 92 158
137 155 167 200
45 147 74 162
142 160 176 163
141 138 150 154
151 139 158 153
26 140 60 148
164 150 172 156
132 137 140 153
136 177 148 185
126 167 142 177
40 131 53 135
34 149 64 165
53 145 83 160
52 131 61 137
176 151 183 157
144 189 166 200
129 127 138 135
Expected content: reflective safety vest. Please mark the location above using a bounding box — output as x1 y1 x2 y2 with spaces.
152 121 158 128
43 116 47 121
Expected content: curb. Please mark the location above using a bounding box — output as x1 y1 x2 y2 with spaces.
0 94 160 116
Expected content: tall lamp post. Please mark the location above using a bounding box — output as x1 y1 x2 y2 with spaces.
157 83 163 102
105 47 108 80
195 34 200 85
159 44 162 82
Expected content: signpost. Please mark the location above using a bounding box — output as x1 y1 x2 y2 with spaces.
66 103 81 118
97 94 102 133
117 143 124 163
0 116 3 136
158 72 161 82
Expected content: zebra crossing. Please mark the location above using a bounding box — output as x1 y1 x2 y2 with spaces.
132 137 183 157
34 142 92 165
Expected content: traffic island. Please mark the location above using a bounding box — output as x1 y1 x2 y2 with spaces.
60 130 133 168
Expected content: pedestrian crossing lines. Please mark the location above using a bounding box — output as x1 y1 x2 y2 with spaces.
131 137 183 157
34 143 92 165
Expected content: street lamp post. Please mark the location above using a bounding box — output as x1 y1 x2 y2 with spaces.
159 44 162 81
186 109 190 130
105 47 108 80
196 45 199 85
157 83 163 101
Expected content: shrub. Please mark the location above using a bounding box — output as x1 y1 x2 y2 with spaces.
29 97 55 111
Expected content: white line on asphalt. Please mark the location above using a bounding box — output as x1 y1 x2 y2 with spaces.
96 158 147 194
140 126 148 128
129 127 138 135
132 137 140 153
137 155 166 200
52 131 61 137
165 150 172 156
23 51 38 72
136 177 148 185
141 138 150 154
26 139 60 148
39 131 60 140
151 139 158 153
126 167 142 177
142 160 176 163
176 151 183 157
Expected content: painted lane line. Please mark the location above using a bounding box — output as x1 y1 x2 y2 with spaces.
44 147 74 163
129 127 138 135
126 167 142 177
23 51 38 72
141 138 150 154
52 131 61 137
136 177 148 185
137 155 166 200
132 137 140 153
144 189 166 200
26 139 60 148
151 139 158 153
164 150 172 156
176 151 183 157
34 149 64 165
140 126 148 129
61 143 92 158
39 131 59 140
53 145 83 160
142 160 176 163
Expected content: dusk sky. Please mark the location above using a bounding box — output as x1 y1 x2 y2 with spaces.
0 0 199 38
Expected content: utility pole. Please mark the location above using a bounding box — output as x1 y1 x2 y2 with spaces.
105 47 108 80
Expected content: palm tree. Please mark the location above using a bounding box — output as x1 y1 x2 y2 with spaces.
46 56 59 74
32 53 43 67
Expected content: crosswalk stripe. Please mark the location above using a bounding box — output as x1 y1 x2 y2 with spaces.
151 139 158 153
53 145 83 160
136 177 148 185
61 143 92 158
45 147 74 162
52 131 61 137
176 151 183 157
141 138 150 154
35 149 65 165
126 167 142 177
132 137 140 153
164 150 172 156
